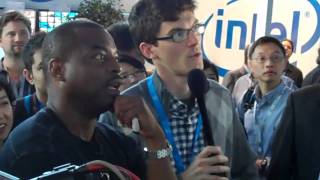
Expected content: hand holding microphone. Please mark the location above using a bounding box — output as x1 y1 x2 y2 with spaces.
187 69 229 179
180 146 230 180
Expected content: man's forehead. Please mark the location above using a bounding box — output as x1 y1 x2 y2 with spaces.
3 20 28 29
254 45 282 54
75 28 113 46
159 10 197 33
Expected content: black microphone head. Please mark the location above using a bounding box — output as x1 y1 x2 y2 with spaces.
188 69 209 98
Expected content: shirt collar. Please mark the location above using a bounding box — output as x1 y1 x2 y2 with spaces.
254 81 286 104
152 71 197 111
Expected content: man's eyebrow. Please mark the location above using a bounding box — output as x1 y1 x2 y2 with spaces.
166 19 200 35
92 45 107 51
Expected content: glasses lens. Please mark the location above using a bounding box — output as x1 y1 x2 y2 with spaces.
172 30 188 42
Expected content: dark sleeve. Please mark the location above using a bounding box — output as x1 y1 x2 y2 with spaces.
222 73 235 92
230 107 258 179
302 69 320 87
0 137 55 179
267 93 295 180
296 70 303 88
12 99 28 129
302 73 313 87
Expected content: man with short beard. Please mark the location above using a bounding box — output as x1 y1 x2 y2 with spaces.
0 11 34 98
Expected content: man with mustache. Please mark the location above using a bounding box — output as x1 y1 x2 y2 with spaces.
242 36 294 177
0 20 176 180
0 11 34 98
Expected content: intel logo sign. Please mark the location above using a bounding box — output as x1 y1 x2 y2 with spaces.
198 0 319 76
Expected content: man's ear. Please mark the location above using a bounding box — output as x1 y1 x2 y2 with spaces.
139 42 158 60
48 58 65 82
23 69 34 85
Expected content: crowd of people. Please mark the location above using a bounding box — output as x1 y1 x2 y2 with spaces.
0 0 319 179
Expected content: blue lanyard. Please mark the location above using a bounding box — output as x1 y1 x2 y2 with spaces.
146 76 203 173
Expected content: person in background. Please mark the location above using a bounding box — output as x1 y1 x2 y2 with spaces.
0 71 15 149
124 0 258 179
0 11 34 98
119 54 147 91
302 44 320 87
107 22 145 65
223 44 250 92
108 22 148 92
242 36 294 178
13 32 47 129
281 39 303 88
234 72 297 125
203 58 219 82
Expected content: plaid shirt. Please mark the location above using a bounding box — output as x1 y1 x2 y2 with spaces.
167 91 205 168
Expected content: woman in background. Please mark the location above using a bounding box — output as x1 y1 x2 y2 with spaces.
0 71 15 149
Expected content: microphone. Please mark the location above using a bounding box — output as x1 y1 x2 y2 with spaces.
188 69 228 178
187 69 214 146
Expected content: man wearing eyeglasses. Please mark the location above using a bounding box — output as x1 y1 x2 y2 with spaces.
120 0 258 179
242 36 294 177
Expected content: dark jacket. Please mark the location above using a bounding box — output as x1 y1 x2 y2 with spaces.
302 65 320 87
268 85 320 180
284 63 303 88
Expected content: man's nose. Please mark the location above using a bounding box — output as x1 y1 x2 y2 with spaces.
187 31 200 47
14 33 24 42
110 60 121 74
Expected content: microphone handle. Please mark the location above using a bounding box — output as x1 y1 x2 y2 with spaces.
197 96 214 146
197 96 228 178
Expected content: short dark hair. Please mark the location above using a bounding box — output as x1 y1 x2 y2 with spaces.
42 20 105 79
118 54 147 74
0 11 31 36
203 59 219 82
0 71 15 105
107 22 135 52
22 32 46 72
282 38 294 51
248 36 286 60
128 0 196 47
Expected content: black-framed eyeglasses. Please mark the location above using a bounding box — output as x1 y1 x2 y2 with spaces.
252 54 285 64
120 70 146 81
156 23 205 43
